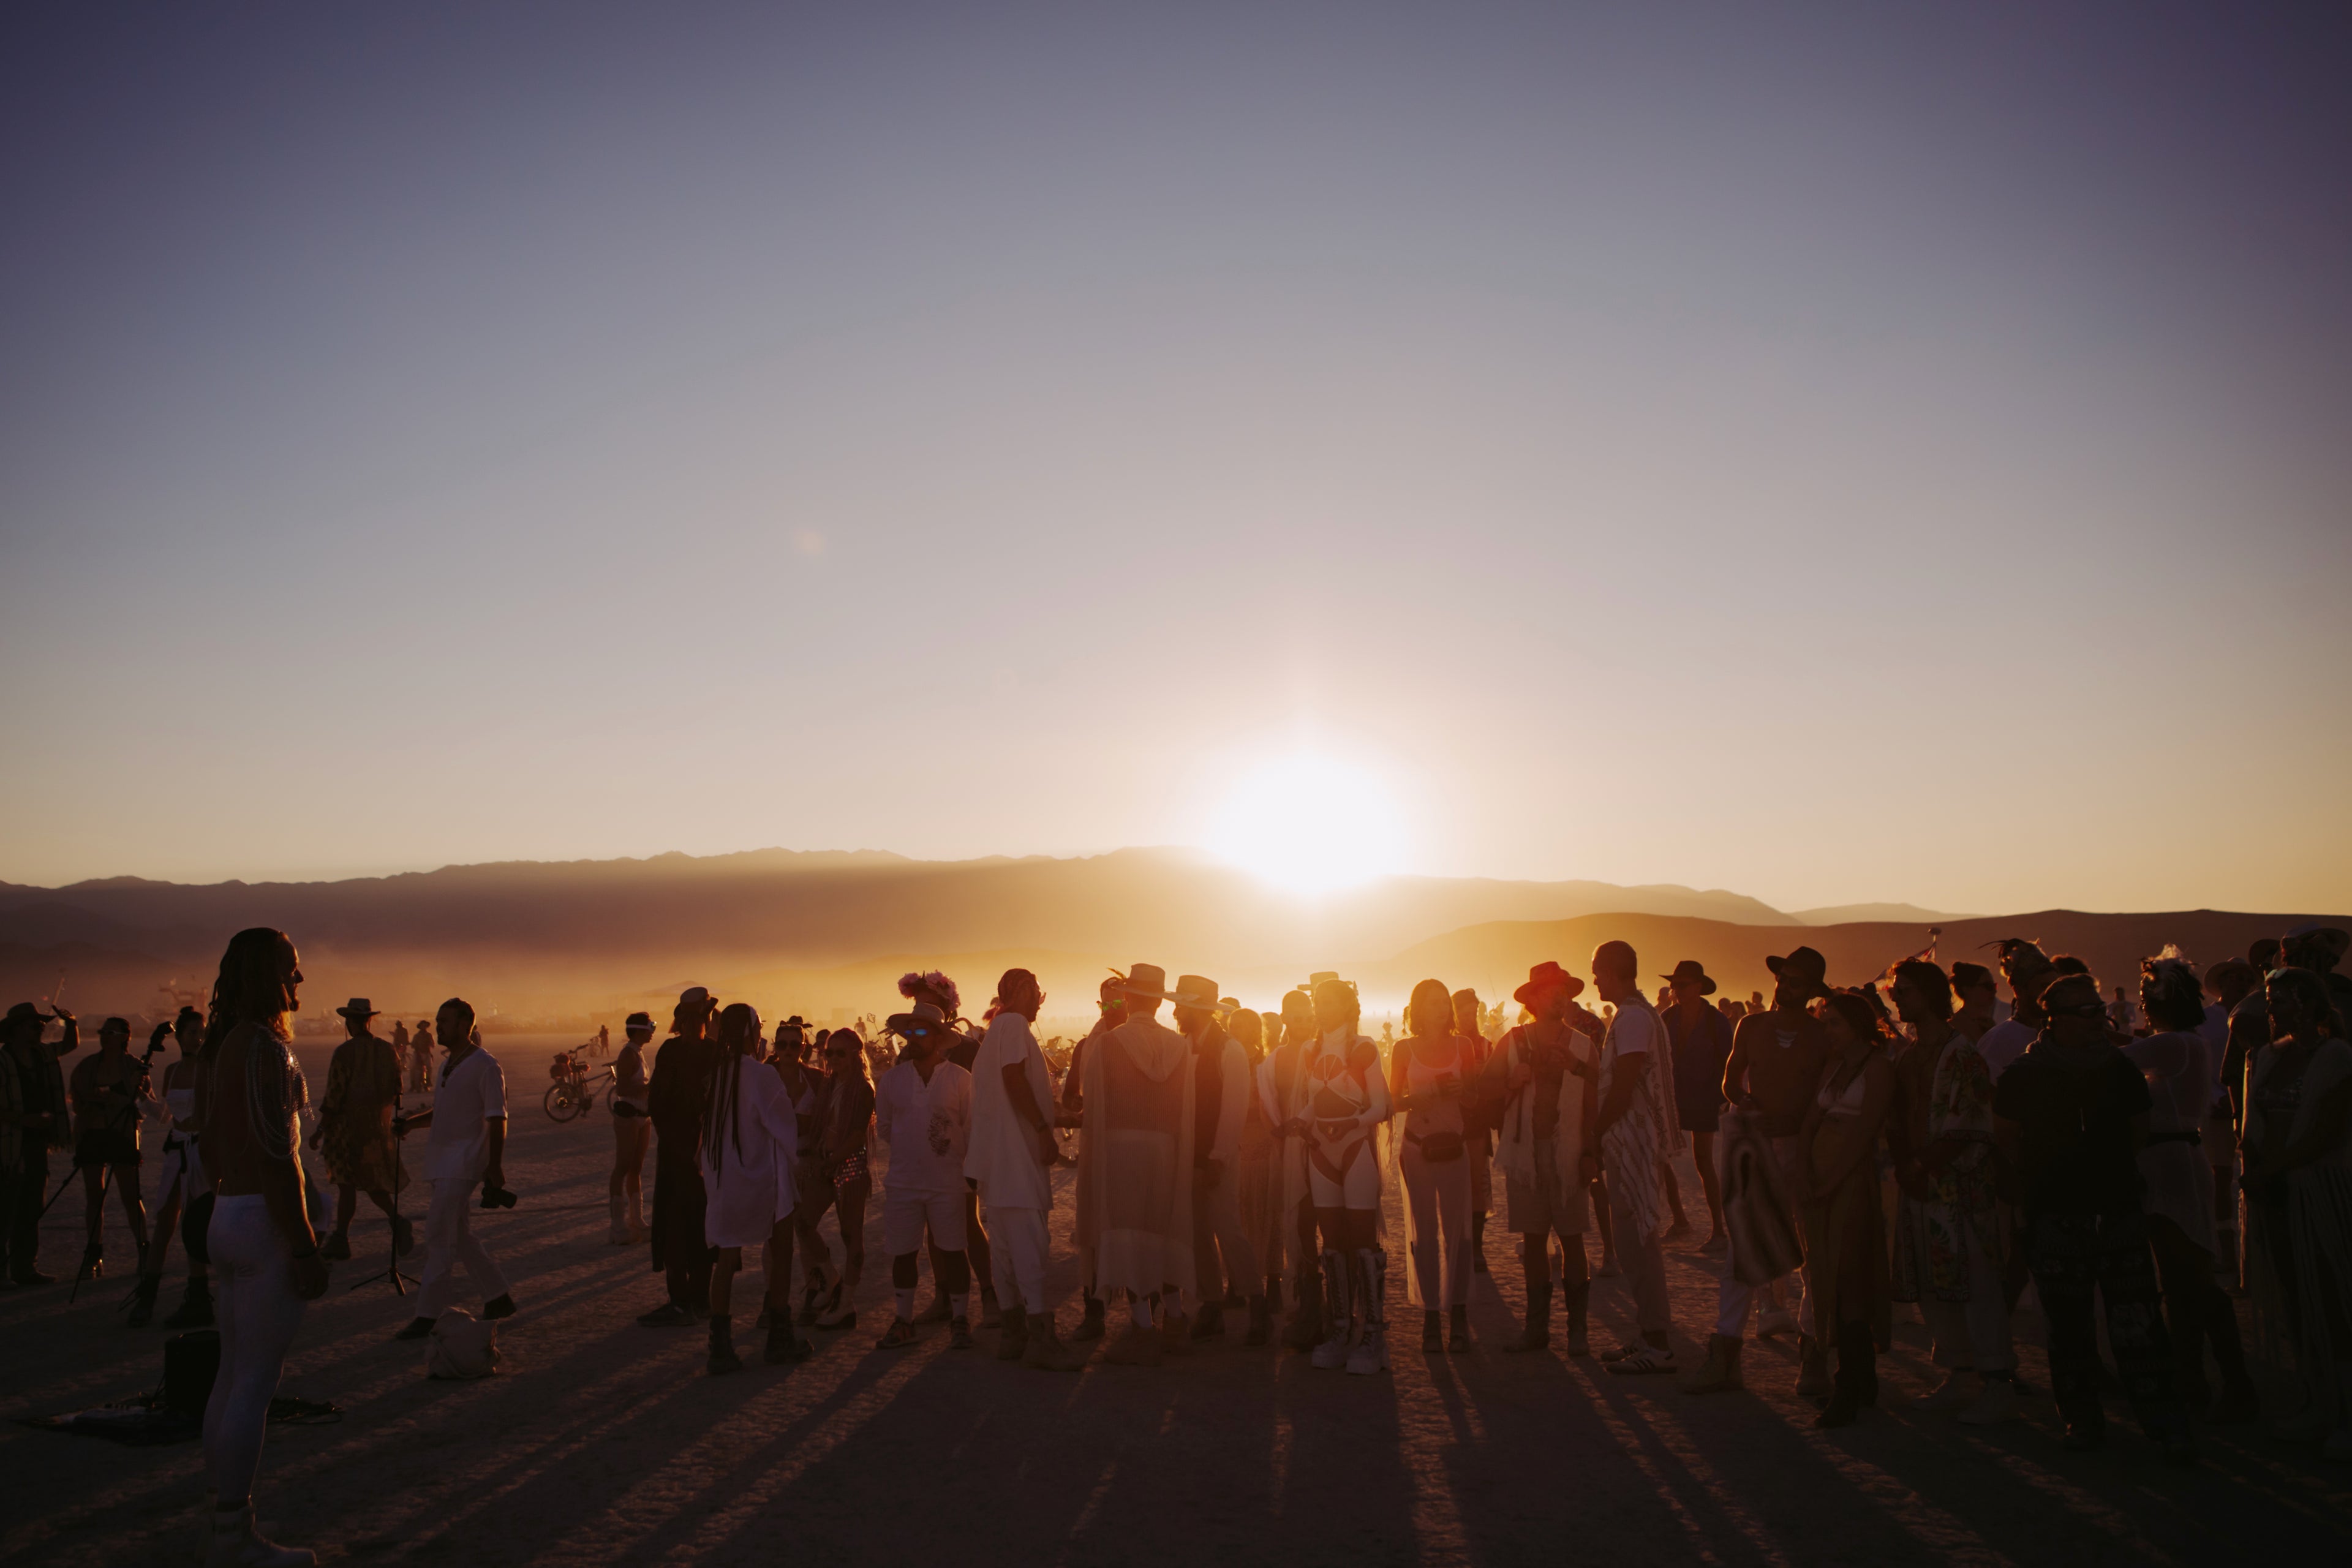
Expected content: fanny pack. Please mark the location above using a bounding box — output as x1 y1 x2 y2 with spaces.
1409 1131 1465 1163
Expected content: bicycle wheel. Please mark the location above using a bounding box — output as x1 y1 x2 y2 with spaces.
544 1083 582 1123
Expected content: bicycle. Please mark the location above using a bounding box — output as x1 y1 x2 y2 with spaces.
543 1050 615 1123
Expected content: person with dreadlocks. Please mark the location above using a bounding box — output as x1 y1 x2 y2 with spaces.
698 1003 810 1373
190 928 329 1567
2125 952 2258 1422
391 997 516 1341
639 988 720 1327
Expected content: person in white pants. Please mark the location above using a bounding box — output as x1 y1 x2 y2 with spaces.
965 969 1084 1368
191 925 331 1567
874 1003 973 1349
391 998 514 1341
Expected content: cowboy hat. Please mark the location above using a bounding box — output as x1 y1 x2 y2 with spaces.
1161 974 1223 1012
886 1001 956 1038
1765 946 1831 998
1114 963 1170 1000
335 998 379 1019
1660 960 1716 995
1513 961 1585 1006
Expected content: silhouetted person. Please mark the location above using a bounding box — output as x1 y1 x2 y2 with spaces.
641 988 719 1326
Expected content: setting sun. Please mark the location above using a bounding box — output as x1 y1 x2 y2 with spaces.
1205 753 1409 897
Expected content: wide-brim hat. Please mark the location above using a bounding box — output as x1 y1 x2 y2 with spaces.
1114 963 1170 1000
2284 924 2350 968
1158 974 1222 1012
1514 961 1585 1006
678 986 715 1011
887 1001 954 1038
1765 946 1831 998
4 1001 56 1031
336 998 379 1019
1661 960 1717 995
780 1015 809 1031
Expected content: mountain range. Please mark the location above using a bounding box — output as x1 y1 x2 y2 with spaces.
0 847 2336 1029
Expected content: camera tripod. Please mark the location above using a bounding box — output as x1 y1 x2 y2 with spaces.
347 1080 420 1296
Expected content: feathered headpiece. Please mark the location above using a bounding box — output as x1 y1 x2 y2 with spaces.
2140 946 2203 1023
899 970 961 1016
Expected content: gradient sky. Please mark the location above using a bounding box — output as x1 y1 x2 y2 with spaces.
4 2 2348 915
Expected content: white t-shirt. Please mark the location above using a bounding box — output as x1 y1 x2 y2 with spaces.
424 1047 508 1183
876 1058 972 1197
1976 1019 2035 1084
964 1014 1054 1210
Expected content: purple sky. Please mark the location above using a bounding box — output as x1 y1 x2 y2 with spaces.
4 3 2347 914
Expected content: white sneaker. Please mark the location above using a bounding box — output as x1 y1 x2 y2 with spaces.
1755 1304 1796 1339
1957 1377 2021 1425
1913 1370 1975 1412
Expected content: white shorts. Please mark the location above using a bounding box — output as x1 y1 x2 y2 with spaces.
1306 1133 1382 1212
882 1189 967 1256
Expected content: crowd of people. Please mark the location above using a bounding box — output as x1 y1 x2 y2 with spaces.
2 920 2349 1564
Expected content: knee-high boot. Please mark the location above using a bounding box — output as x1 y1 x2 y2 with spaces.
1310 1251 1352 1369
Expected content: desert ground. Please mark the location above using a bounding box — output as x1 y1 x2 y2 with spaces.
5 1035 2348 1567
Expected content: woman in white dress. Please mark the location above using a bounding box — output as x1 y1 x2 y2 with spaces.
699 1003 809 1373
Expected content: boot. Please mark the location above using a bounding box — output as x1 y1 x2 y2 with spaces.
1193 1299 1226 1341
1284 1265 1324 1352
1471 1213 1491 1274
1505 1268 1552 1354
997 1304 1030 1362
1564 1276 1590 1357
763 1316 813 1365
126 1274 162 1328
1681 1333 1744 1394
1311 1252 1353 1369
1449 1303 1470 1352
707 1313 742 1376
1422 1310 1444 1353
1245 1294 1272 1348
1814 1323 1874 1428
1796 1334 1833 1398
1023 1316 1089 1370
1072 1293 1107 1343
205 1501 315 1567
164 1276 214 1329
607 1195 633 1245
1347 1250 1389 1374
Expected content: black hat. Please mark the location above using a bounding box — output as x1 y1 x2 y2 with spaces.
1660 960 1717 995
1765 946 1831 998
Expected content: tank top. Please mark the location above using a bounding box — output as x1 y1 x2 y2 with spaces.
1401 1036 1466 1141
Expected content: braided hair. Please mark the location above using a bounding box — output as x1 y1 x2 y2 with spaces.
703 1001 762 1178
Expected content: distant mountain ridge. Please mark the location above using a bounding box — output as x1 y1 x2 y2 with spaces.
0 846 1798 1014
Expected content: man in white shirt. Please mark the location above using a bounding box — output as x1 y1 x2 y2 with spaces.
391 998 514 1340
1173 974 1262 1346
965 970 1082 1368
875 1002 974 1350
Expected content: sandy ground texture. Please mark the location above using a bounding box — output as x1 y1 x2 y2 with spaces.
4 1035 2349 1567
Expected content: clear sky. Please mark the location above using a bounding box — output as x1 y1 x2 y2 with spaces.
4 2 2348 914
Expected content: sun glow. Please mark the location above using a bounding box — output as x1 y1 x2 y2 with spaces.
1205 754 1409 897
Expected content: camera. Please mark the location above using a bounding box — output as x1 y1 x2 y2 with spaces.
479 1182 518 1210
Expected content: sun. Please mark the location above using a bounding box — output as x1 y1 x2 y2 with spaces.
1204 753 1408 897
